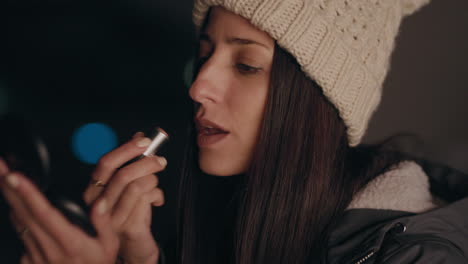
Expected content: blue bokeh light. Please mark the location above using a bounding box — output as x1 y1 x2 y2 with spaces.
72 123 118 164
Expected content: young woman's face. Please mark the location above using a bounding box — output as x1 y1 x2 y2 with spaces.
189 7 274 176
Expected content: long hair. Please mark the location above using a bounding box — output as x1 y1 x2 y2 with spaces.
175 43 414 264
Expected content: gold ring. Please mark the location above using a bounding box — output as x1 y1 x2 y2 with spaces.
19 228 29 236
90 179 107 188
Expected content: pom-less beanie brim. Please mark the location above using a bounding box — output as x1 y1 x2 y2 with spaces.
193 0 431 146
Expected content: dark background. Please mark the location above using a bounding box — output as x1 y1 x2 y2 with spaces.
0 0 467 262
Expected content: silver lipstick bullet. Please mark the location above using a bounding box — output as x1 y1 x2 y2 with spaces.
119 127 169 169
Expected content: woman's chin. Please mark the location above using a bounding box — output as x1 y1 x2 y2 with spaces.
199 158 245 177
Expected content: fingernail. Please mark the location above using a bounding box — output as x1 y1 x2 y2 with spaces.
136 137 152 148
97 199 107 215
157 156 167 167
6 174 19 189
132 131 144 139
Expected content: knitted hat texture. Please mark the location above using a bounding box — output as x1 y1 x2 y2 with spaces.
193 0 430 146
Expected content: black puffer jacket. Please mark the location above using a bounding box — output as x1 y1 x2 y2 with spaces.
327 160 468 264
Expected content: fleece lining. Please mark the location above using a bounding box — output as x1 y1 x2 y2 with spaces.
346 161 438 213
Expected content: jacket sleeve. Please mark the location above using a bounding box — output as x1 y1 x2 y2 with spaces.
379 240 468 264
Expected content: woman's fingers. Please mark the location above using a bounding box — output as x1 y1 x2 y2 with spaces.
83 132 149 204
89 199 119 254
132 132 144 139
0 157 9 175
10 213 47 264
125 188 165 229
117 187 164 246
99 156 166 212
19 254 33 264
1 174 63 258
150 187 165 207
20 230 46 264
0 173 79 252
92 133 150 184
111 174 159 228
0 171 120 263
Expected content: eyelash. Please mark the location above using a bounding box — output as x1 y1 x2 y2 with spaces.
196 57 262 75
236 63 262 75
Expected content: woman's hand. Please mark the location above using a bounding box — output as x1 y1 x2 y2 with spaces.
0 160 119 264
83 132 167 264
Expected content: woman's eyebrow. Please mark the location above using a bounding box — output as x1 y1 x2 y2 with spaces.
199 33 271 51
226 37 271 51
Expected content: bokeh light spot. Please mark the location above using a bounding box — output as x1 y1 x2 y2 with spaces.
72 123 117 164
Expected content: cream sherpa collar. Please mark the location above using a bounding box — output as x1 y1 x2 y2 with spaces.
346 161 438 213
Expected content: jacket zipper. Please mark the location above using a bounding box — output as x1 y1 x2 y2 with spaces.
352 235 464 264
353 250 375 264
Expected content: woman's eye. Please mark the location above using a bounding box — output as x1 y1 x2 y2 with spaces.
236 63 262 75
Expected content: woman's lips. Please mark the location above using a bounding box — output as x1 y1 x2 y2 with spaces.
195 118 230 134
197 131 229 147
195 117 230 147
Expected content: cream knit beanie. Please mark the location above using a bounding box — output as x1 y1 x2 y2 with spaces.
193 0 431 146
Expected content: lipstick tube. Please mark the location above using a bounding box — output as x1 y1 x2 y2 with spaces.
119 127 169 169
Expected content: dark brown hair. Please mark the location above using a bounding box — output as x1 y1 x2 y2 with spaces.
175 42 414 264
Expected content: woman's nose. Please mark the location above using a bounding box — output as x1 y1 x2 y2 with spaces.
189 58 225 105
189 79 217 105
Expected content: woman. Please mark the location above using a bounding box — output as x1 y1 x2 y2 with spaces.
1 1 467 264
